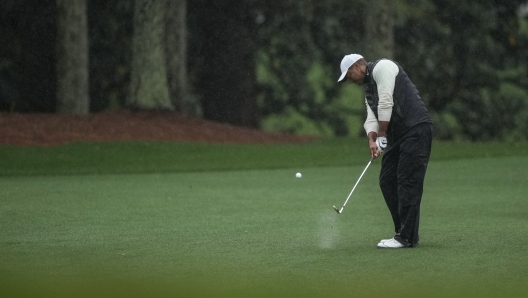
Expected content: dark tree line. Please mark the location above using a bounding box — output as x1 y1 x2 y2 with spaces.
0 0 56 112
1 0 527 140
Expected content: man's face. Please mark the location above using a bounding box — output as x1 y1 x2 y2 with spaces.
345 63 365 85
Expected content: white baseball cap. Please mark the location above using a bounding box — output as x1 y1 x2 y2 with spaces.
337 54 364 82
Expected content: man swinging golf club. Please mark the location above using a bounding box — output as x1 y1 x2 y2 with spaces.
338 54 433 248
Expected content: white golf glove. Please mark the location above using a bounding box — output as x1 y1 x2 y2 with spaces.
376 136 387 152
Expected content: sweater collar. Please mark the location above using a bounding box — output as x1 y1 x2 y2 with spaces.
365 62 374 82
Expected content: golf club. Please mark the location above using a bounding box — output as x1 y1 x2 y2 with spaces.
333 156 375 214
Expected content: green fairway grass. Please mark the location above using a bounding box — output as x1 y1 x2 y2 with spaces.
0 138 527 176
1 140 528 297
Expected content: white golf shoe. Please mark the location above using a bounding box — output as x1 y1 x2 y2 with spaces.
377 238 409 249
378 237 394 244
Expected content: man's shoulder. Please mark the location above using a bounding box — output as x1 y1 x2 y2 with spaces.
374 59 398 69
373 59 399 77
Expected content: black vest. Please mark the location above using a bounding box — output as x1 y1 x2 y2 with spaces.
365 59 432 140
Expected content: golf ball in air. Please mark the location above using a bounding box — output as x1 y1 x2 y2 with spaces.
296 172 302 178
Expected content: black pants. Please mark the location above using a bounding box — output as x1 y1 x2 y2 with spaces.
379 123 432 247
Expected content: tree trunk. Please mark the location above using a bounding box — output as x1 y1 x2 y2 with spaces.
56 0 89 114
165 0 190 113
128 0 173 110
192 1 260 128
365 0 395 61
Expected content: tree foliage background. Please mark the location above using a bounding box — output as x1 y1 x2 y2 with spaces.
0 0 527 141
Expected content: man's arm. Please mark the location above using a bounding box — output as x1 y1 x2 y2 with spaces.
364 103 380 157
378 121 389 137
372 60 398 138
364 102 378 135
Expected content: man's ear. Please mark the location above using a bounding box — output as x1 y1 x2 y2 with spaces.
359 63 366 73
356 63 364 71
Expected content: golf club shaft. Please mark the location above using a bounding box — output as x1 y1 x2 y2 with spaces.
339 156 375 212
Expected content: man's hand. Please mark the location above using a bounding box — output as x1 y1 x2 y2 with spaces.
376 136 387 152
369 138 380 158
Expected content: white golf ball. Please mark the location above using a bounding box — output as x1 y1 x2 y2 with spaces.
296 172 302 178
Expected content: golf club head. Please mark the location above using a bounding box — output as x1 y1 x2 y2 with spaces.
333 205 341 214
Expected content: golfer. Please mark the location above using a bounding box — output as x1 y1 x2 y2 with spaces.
338 54 433 248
